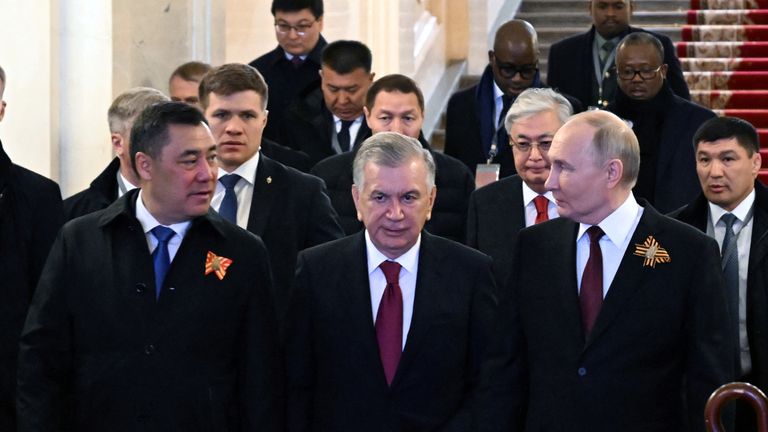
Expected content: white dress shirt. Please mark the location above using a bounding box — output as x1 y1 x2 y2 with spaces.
576 193 643 297
492 82 505 127
333 114 364 150
116 171 138 198
521 181 558 227
708 189 755 374
211 151 260 229
365 231 420 351
135 190 191 261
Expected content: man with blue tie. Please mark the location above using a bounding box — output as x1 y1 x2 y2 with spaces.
200 63 343 321
17 102 282 431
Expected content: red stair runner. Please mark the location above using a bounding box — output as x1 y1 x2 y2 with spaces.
688 9 768 24
691 90 768 108
691 0 768 10
681 25 768 41
685 71 768 90
677 42 768 58
681 57 768 71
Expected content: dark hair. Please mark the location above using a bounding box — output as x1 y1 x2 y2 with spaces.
169 61 212 83
198 63 268 110
616 32 665 64
693 116 760 156
365 74 424 113
322 40 372 74
0 65 5 97
130 102 208 176
271 0 323 18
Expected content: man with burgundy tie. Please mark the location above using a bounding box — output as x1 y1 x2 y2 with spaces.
200 63 343 321
466 87 572 286
475 110 732 431
285 132 497 431
17 102 282 431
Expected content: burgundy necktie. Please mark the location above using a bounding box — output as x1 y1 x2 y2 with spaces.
290 56 304 68
580 226 605 336
376 261 403 386
533 195 549 224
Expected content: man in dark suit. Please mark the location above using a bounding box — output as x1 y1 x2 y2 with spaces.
249 0 326 143
285 132 496 431
467 88 571 286
281 40 374 167
445 19 582 179
199 63 343 319
311 74 475 242
671 116 767 430
608 32 715 213
17 102 281 431
64 87 169 221
476 110 732 431
547 0 689 109
0 65 63 432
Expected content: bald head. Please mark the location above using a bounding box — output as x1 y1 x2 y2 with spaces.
489 20 540 98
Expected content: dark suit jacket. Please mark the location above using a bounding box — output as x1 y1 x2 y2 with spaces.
245 155 344 319
310 136 475 242
477 202 733 432
281 87 372 167
250 36 327 144
260 137 313 173
63 157 120 221
670 181 768 393
445 66 583 178
466 175 526 287
608 88 716 213
0 141 63 431
17 189 282 432
285 231 497 431
547 25 690 109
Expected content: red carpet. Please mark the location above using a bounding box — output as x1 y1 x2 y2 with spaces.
677 42 768 58
688 10 768 24
681 57 768 71
681 25 768 41
691 0 768 9
691 90 768 108
685 71 768 90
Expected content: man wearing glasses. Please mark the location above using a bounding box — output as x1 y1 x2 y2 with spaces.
607 32 715 213
249 0 326 144
466 88 572 287
444 19 582 181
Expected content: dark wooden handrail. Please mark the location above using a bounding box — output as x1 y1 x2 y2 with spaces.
705 382 768 432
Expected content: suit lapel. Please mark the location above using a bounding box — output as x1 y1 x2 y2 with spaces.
246 155 276 236
749 183 768 272
553 221 586 343
585 206 659 349
353 121 372 149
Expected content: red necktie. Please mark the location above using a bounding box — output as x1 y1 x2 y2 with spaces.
580 226 605 336
533 195 549 224
376 261 403 386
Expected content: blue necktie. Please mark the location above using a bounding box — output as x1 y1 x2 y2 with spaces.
720 213 741 375
151 226 175 299
218 174 241 224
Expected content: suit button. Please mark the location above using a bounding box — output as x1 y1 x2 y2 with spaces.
135 283 147 293
578 367 587 377
144 344 156 355
168 286 176 292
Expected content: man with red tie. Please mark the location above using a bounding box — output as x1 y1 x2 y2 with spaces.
466 87 573 287
284 132 497 431
475 110 732 431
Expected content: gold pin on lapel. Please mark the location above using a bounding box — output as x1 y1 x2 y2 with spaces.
633 236 671 268
205 251 233 280
266 176 272 184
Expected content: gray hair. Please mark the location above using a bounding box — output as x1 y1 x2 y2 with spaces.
108 87 170 134
505 88 573 133
569 110 640 188
353 132 436 191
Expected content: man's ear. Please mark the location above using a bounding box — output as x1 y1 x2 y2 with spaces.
0 100 6 122
605 158 624 189
351 184 363 221
134 152 153 181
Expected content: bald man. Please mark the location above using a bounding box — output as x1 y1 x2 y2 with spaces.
445 19 582 180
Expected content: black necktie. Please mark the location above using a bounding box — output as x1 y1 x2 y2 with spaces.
218 174 241 224
338 120 354 152
720 213 741 374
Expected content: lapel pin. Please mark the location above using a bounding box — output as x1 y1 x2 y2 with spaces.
205 251 233 280
633 235 671 268
266 176 272 184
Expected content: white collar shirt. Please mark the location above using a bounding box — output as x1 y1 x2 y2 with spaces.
135 190 192 262
521 181 559 227
211 151 260 229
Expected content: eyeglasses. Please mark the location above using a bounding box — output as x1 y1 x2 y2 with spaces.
510 138 552 153
618 65 663 81
275 20 316 36
496 63 539 80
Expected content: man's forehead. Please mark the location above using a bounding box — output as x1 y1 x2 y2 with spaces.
372 91 420 110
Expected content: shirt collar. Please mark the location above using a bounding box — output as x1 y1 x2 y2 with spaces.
521 181 555 206
593 31 621 50
332 114 364 126
284 52 307 61
217 150 259 185
708 188 756 226
492 81 504 101
364 230 420 276
135 190 192 237
578 193 640 246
